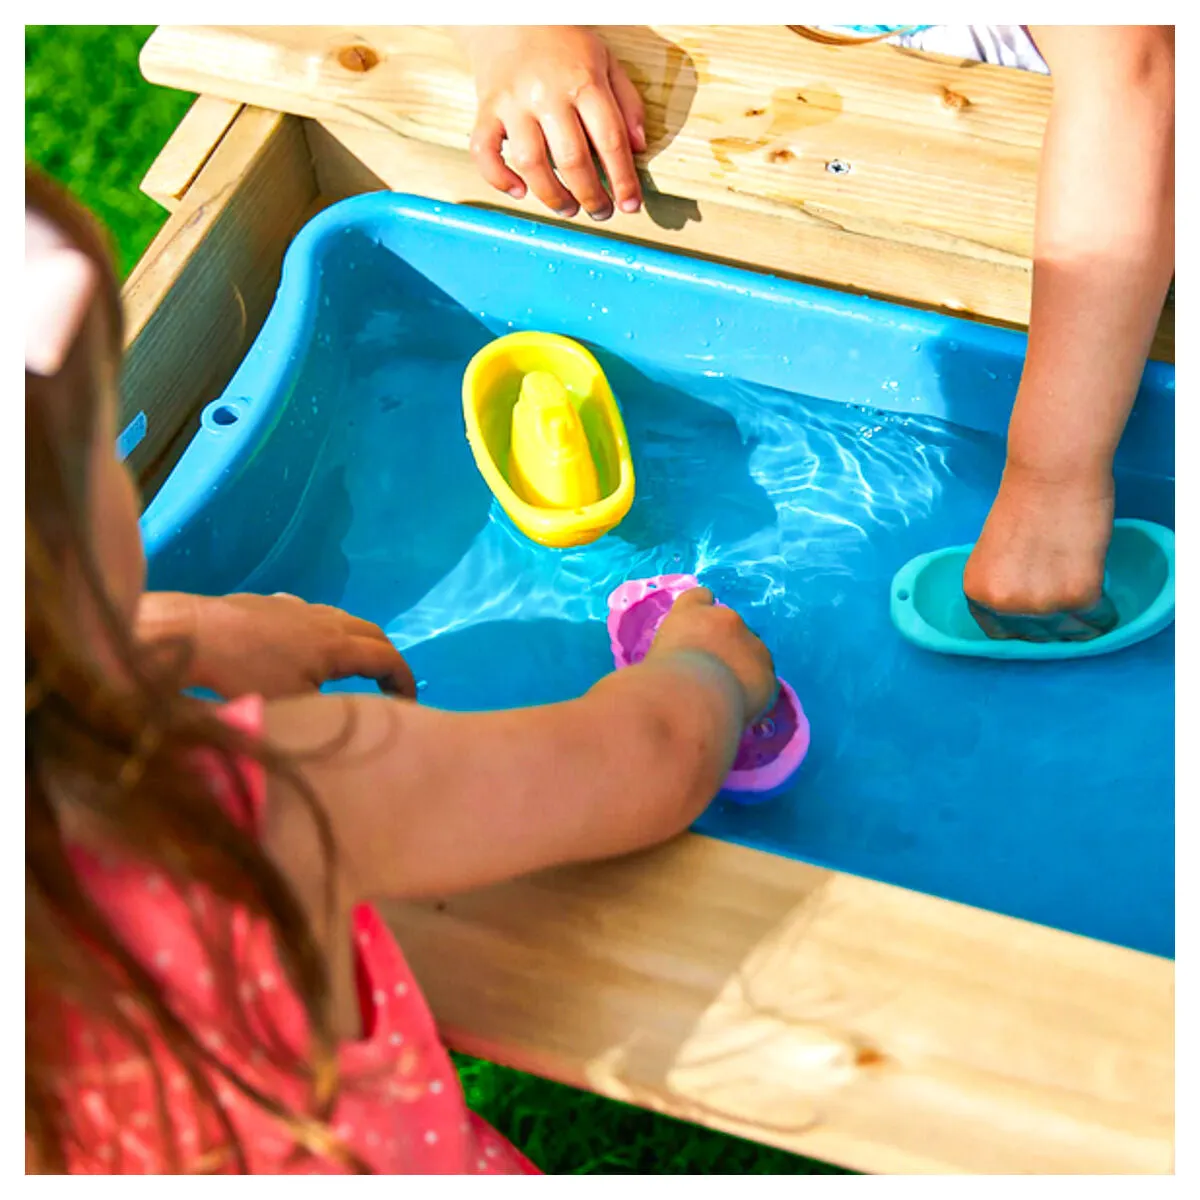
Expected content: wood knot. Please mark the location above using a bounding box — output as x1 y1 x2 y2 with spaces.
338 44 380 73
941 86 970 111
767 148 795 164
744 107 766 118
854 1045 887 1068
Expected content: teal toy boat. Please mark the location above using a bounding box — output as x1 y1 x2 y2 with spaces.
890 519 1175 660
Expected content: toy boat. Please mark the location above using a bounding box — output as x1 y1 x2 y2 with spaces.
462 332 635 548
890 518 1175 660
607 574 810 802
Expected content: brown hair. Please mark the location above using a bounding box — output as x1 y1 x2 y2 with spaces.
25 166 358 1173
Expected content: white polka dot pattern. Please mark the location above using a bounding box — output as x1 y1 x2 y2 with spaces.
56 696 539 1177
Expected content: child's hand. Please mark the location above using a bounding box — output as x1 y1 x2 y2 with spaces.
963 463 1115 624
646 587 778 722
137 592 416 700
461 26 646 220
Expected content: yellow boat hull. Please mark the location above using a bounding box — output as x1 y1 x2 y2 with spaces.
462 332 636 548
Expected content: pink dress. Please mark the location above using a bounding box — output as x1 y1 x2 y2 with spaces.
55 695 539 1175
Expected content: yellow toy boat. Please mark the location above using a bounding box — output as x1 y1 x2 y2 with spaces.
462 332 636 548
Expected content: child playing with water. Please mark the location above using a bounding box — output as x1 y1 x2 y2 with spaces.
25 166 776 1173
457 24 1175 642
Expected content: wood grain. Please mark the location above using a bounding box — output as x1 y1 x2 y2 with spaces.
379 835 1172 1174
122 106 318 493
140 24 1173 360
140 94 245 210
307 117 1033 330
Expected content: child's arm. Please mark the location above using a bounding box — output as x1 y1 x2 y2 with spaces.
137 591 415 698
455 26 645 220
261 588 773 906
963 26 1174 620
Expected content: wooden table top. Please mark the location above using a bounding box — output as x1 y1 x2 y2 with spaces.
139 24 1173 361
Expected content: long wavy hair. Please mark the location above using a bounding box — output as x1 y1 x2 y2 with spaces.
24 166 359 1173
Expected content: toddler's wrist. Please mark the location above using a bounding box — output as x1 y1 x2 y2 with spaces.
1003 445 1114 494
653 648 750 737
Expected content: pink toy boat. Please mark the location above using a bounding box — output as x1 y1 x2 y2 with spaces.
606 574 810 802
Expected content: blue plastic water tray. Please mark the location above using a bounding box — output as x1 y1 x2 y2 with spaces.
143 193 1174 959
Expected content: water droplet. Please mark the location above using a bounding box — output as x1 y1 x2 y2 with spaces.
417 679 429 692
753 717 777 739
547 263 557 274
985 369 998 381
948 339 959 352
782 355 791 366
715 317 724 328
624 331 634 339
600 306 609 315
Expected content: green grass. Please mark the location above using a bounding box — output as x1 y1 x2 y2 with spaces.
26 25 193 276
24 25 846 1175
454 1054 849 1174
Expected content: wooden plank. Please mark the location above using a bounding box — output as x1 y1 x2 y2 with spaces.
139 26 1038 254
139 24 1174 363
121 107 318 494
140 94 245 210
379 834 1172 1175
307 117 1037 332
310 118 1177 365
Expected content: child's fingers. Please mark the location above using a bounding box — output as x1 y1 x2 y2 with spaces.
576 87 642 214
671 586 715 612
329 637 418 699
469 114 526 198
609 63 648 155
504 114 579 216
321 607 390 639
540 106 612 219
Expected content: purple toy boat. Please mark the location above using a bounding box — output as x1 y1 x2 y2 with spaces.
606 575 810 801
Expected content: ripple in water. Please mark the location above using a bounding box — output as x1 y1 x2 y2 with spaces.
246 349 1172 957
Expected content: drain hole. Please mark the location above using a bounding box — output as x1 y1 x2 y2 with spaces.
211 405 240 427
897 589 910 602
